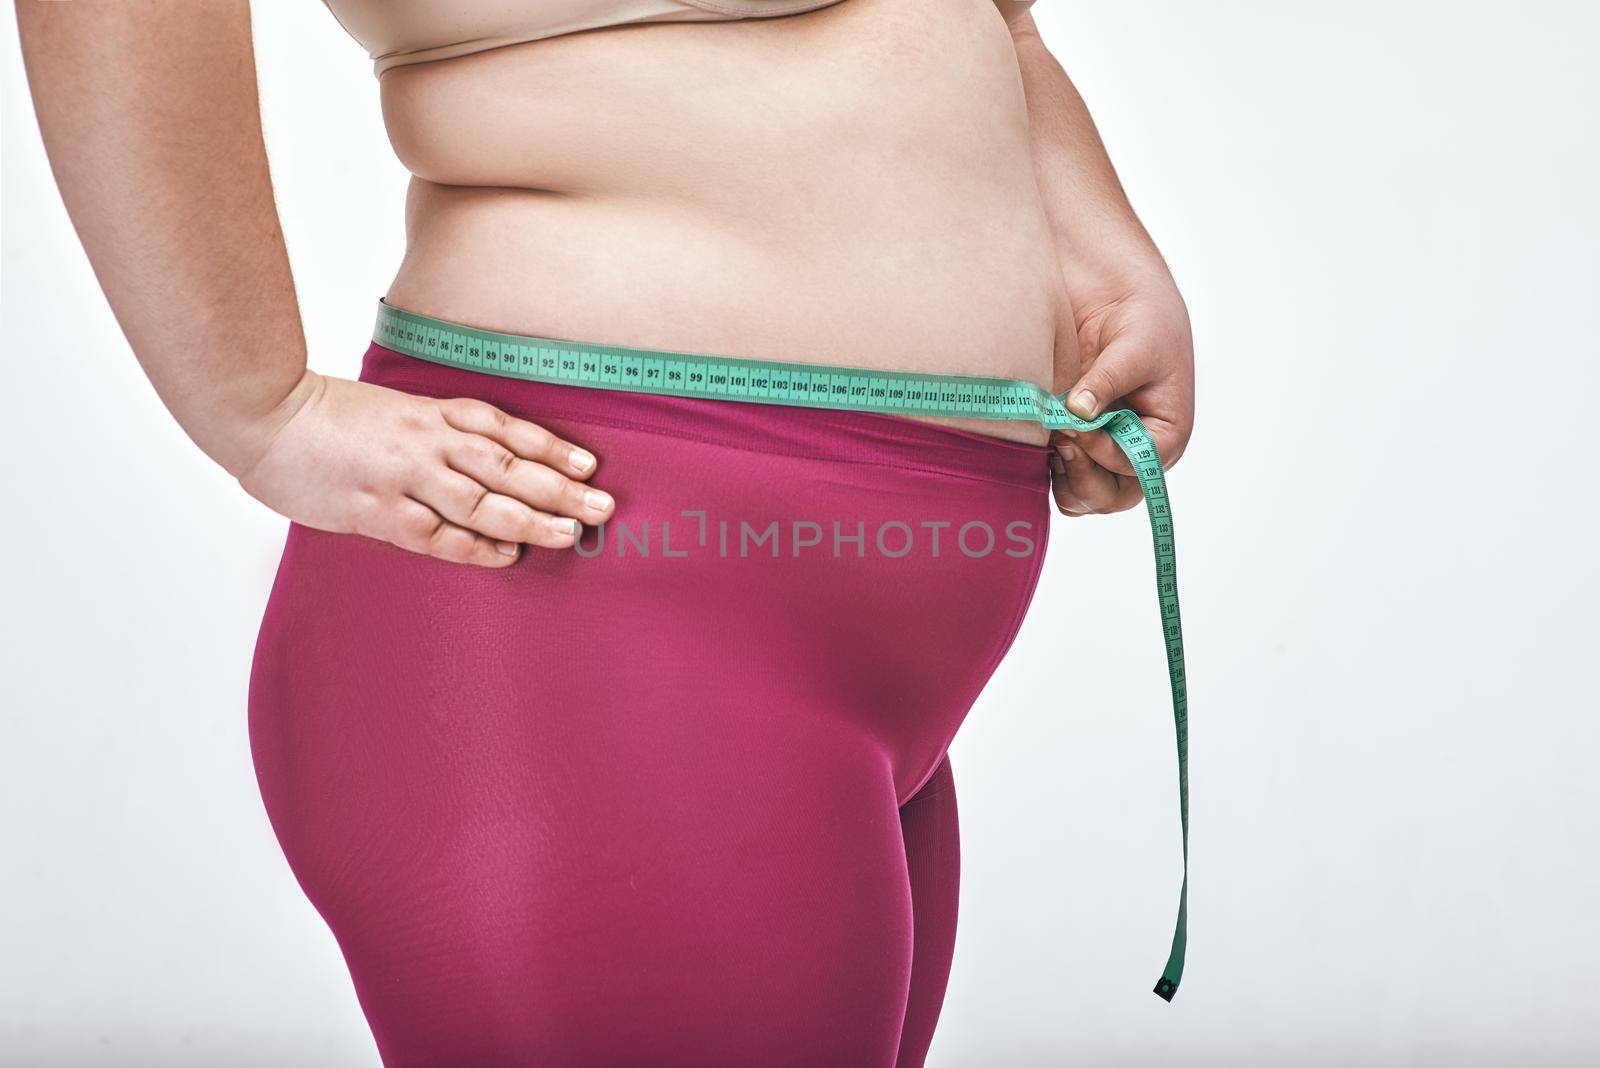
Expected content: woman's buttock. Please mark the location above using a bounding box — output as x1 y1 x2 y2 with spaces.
246 343 1052 1061
253 341 1052 817
375 0 1069 445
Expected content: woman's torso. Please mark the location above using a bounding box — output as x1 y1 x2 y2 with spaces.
366 0 1068 444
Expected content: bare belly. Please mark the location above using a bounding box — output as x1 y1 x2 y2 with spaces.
375 0 1070 444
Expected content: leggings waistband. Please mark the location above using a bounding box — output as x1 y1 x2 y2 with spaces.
362 341 1053 492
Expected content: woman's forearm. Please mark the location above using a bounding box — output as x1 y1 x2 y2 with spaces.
15 0 314 478
1008 13 1194 510
1009 14 1170 290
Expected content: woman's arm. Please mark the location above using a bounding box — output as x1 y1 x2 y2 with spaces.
16 0 309 476
1009 13 1196 516
14 0 613 564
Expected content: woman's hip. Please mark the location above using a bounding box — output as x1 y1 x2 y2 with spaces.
249 339 1053 802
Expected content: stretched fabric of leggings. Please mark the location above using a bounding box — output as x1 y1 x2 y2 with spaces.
248 341 1052 1066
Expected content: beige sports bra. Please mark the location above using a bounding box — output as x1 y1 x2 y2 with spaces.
321 0 1038 75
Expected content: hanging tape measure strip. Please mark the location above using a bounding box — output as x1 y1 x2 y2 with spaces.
372 298 1189 1000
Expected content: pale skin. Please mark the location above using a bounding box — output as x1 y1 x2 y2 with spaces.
1010 13 1196 515
15 0 1193 565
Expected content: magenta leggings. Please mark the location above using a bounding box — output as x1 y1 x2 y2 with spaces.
249 342 1052 1066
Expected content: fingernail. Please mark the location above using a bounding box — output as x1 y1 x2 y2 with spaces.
1068 388 1098 418
496 541 519 556
1059 444 1077 462
555 518 580 538
585 489 613 512
569 449 595 474
1063 429 1079 439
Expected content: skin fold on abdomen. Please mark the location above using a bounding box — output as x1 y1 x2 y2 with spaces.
377 0 1069 444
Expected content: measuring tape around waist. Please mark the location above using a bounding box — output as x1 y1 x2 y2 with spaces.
372 298 1190 1001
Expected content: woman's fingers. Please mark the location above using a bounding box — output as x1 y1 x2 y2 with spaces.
1065 333 1193 477
1050 438 1143 516
1073 411 1188 478
235 377 617 566
438 396 597 480
1070 427 1132 478
420 469 582 549
444 432 615 527
418 398 614 555
1048 449 1090 515
1065 334 1161 424
388 495 524 568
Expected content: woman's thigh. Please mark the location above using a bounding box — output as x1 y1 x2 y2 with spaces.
250 530 919 1063
897 753 961 1068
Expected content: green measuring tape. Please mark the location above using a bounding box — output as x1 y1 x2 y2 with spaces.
373 298 1189 1001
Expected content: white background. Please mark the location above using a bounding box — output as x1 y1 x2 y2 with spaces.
3 2 1596 1065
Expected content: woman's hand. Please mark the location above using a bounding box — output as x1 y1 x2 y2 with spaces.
1049 268 1194 517
1005 14 1196 517
235 371 615 567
